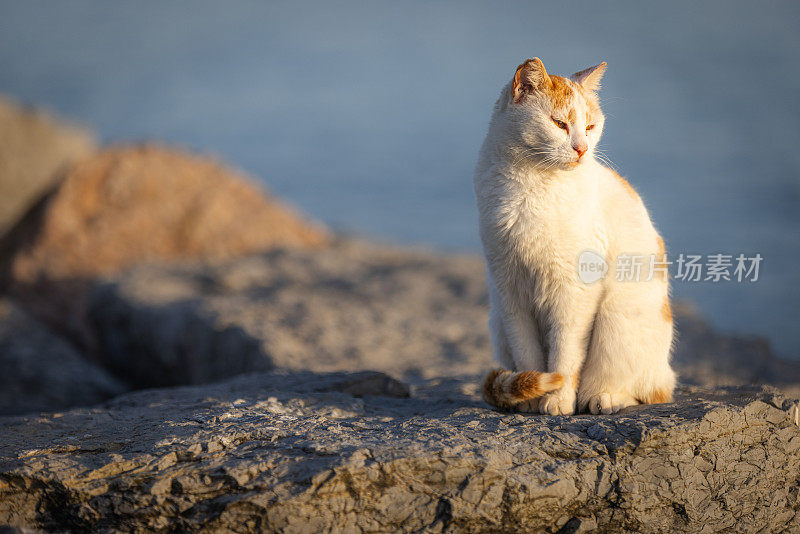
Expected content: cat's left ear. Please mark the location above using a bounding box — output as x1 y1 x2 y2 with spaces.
571 62 607 92
512 58 550 103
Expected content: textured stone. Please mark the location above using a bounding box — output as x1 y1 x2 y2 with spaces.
0 373 797 532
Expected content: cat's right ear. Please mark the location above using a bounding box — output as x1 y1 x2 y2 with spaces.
571 62 607 92
512 58 550 104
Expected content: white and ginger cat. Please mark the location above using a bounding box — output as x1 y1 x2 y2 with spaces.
475 58 676 415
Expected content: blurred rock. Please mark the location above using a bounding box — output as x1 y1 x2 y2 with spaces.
7 145 328 284
0 96 95 238
2 145 329 346
318 370 411 398
673 302 800 395
87 240 490 387
0 299 127 416
1 372 797 531
86 239 800 392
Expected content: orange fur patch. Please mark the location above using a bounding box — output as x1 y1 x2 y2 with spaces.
544 75 573 108
643 387 673 404
512 60 589 114
512 63 527 103
662 297 672 322
541 372 564 391
509 371 542 398
482 369 562 409
512 58 549 104
656 236 665 256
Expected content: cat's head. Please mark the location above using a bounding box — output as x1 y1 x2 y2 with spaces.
496 58 606 170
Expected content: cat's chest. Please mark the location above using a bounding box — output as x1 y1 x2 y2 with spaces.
499 176 598 245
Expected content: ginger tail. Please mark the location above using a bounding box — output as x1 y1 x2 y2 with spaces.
482 368 563 409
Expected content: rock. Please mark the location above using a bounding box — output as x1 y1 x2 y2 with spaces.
0 299 127 416
85 240 800 392
0 96 95 238
672 302 800 395
7 145 328 284
319 371 411 398
0 372 797 532
2 145 329 347
87 240 491 387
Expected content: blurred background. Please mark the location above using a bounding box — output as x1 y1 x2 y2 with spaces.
1 0 798 358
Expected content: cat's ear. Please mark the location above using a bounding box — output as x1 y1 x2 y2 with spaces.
512 58 550 103
571 62 607 92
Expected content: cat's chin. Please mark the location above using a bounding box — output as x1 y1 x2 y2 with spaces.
529 156 586 171
558 159 584 170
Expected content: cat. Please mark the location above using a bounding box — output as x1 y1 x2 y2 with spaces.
475 58 676 415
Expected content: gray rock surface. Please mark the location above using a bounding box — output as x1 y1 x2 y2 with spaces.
86 239 800 392
673 303 800 393
0 299 127 416
1 371 798 532
87 240 491 387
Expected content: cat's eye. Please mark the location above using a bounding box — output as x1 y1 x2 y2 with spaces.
586 124 596 131
552 118 568 132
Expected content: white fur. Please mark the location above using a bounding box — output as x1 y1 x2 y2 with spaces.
474 61 676 415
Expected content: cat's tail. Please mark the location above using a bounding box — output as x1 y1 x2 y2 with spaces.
481 368 563 409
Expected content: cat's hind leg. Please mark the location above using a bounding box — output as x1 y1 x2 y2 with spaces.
578 280 676 414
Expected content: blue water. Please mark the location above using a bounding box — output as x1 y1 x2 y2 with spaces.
1 1 798 357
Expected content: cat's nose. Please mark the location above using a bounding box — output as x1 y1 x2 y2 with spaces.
573 143 588 158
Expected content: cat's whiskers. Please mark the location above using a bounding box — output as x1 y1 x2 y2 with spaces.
534 154 561 172
594 148 620 173
509 146 553 169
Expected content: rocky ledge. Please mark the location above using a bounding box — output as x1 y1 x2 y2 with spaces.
1 372 799 533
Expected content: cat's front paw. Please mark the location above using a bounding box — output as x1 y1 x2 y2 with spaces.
539 387 576 416
586 392 638 415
